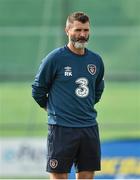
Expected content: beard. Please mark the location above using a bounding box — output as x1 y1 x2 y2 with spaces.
70 35 89 49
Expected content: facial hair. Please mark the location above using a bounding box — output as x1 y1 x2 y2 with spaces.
70 36 89 49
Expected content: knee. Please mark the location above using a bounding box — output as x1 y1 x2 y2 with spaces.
76 171 95 179
49 172 68 179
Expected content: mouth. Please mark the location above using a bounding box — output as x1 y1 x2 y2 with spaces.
70 36 89 44
77 39 87 43
76 37 89 43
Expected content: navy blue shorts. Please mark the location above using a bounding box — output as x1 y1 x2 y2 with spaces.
46 125 101 173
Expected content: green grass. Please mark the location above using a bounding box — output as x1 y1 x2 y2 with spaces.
96 81 140 140
97 82 139 122
0 82 139 140
0 82 47 136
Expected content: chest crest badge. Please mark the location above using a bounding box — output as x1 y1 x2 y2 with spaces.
64 66 72 76
87 64 96 75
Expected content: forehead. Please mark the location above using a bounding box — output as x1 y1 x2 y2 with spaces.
69 21 90 29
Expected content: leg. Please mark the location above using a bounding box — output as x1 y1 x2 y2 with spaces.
49 172 68 179
75 126 101 178
76 171 95 179
46 126 80 177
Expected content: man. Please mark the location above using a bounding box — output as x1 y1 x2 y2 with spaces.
32 12 104 179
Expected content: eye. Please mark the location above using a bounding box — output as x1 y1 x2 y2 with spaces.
84 29 89 32
75 29 82 32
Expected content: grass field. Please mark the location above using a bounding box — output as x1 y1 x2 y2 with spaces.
0 81 139 141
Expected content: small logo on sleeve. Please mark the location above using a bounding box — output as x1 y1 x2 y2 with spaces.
87 64 96 75
64 66 72 76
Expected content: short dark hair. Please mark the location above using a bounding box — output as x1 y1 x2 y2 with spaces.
66 12 90 27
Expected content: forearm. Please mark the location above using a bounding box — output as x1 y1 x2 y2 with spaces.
95 89 104 104
95 80 104 104
32 85 48 108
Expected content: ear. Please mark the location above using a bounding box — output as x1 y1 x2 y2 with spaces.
65 27 69 36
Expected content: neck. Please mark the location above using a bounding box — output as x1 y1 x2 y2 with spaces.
67 42 85 55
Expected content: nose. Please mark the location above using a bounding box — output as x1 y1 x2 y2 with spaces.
80 31 86 37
